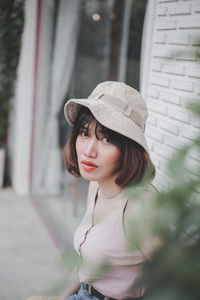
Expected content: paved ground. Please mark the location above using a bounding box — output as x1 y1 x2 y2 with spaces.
0 176 87 300
32 175 87 251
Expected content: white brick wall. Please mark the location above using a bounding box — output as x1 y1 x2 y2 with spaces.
145 0 200 191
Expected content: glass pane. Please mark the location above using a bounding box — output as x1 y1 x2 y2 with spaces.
73 0 125 98
126 0 147 90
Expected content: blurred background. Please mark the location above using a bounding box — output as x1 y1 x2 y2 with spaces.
0 0 200 299
2 0 200 197
8 0 148 196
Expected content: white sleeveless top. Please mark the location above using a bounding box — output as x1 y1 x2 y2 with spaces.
74 185 148 299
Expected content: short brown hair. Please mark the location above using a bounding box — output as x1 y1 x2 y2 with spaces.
64 107 155 187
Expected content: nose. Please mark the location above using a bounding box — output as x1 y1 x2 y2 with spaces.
83 137 98 158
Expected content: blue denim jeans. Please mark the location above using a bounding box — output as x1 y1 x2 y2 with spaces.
66 283 102 300
65 283 144 300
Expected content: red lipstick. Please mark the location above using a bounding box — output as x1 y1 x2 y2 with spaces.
81 160 98 171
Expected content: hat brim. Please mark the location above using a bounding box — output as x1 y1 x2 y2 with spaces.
64 98 149 153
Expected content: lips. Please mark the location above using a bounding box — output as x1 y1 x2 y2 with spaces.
81 160 98 171
81 160 98 167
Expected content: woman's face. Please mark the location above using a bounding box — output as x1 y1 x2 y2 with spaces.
75 121 121 183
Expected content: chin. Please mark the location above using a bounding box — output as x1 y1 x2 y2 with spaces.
79 170 96 181
81 175 98 182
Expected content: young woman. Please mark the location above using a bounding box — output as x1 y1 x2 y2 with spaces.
57 81 158 300
28 81 158 300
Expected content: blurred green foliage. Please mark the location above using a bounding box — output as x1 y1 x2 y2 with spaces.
127 98 200 300
0 0 24 147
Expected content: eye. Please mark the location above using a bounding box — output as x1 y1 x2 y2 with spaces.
79 130 88 137
102 136 111 144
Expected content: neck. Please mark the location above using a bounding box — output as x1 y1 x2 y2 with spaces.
97 176 123 199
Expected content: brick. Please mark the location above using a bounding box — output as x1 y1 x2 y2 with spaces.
152 46 172 58
147 87 159 98
157 5 167 16
188 147 200 162
154 33 166 44
151 74 169 87
194 83 200 94
185 157 199 176
147 114 157 126
160 90 181 105
191 34 200 45
160 159 171 175
178 16 200 29
172 48 197 61
147 139 154 151
157 118 179 135
164 134 184 150
187 66 200 78
181 126 199 141
154 143 174 160
169 108 190 123
167 33 190 45
150 154 160 169
168 2 191 15
191 117 200 128
146 126 163 142
163 63 184 75
192 1 200 13
152 62 162 72
171 79 193 92
156 18 176 30
147 98 167 115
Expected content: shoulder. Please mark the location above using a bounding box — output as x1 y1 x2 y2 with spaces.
125 183 158 210
86 181 99 208
124 183 157 218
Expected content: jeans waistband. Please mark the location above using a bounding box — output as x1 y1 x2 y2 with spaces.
83 283 144 300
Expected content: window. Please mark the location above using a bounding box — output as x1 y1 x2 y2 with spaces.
59 0 147 146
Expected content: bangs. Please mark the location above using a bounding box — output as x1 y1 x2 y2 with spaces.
74 106 124 148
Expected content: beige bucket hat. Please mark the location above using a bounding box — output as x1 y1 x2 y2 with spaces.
64 81 149 153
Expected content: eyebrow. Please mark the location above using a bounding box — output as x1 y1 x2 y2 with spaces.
79 125 88 130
